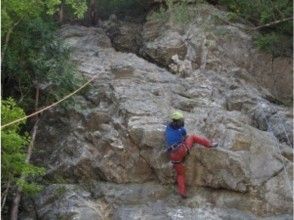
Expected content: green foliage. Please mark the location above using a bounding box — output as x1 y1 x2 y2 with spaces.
170 0 192 24
254 32 292 57
46 0 87 18
219 0 292 25
1 0 87 34
1 98 45 197
1 0 43 33
2 0 87 110
149 5 168 22
1 98 27 131
150 0 196 24
1 0 87 215
66 0 88 18
218 0 293 56
150 0 292 56
2 17 84 110
1 0 88 217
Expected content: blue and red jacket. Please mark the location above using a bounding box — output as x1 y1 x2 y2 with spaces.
165 123 187 150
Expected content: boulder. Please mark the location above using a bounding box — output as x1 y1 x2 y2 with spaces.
102 20 143 53
141 20 187 66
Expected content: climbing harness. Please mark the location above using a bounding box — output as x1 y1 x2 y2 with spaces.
166 143 181 152
169 143 190 163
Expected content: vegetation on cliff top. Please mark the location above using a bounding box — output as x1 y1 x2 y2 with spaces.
151 0 292 57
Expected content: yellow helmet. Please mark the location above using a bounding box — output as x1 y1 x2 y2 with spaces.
170 111 184 120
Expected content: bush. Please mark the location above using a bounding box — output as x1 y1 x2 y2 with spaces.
150 0 197 24
219 0 293 56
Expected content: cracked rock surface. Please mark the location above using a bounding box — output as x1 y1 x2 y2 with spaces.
24 4 293 220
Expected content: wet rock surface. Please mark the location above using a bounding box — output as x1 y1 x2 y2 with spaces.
27 3 293 220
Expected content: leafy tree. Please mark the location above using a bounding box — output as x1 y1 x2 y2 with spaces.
2 17 84 111
1 0 87 60
1 98 45 216
1 1 87 219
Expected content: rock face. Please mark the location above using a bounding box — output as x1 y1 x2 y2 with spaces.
25 3 293 220
140 4 293 104
101 17 143 54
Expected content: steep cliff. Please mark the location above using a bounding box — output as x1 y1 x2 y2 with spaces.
22 3 293 220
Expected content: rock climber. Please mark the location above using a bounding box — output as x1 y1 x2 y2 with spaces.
165 111 218 198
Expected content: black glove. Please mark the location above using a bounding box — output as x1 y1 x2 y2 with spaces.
210 142 218 148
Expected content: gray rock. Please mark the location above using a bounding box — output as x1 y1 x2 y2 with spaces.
29 9 293 219
143 3 292 103
102 20 143 53
141 24 187 66
35 185 111 220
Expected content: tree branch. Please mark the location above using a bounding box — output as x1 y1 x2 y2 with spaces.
10 118 40 220
252 17 293 30
215 15 293 32
1 17 23 62
1 180 11 211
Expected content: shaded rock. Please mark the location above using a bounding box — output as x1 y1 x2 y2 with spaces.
141 24 187 66
102 20 143 53
251 103 293 145
249 55 293 105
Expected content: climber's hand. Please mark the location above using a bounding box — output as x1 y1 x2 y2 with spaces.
210 142 218 148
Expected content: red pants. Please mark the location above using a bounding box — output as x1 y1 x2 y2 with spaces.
169 135 211 197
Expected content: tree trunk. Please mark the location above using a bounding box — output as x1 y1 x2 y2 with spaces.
10 118 40 220
10 192 21 220
1 18 23 62
90 0 97 25
10 88 40 220
1 180 11 211
59 1 64 23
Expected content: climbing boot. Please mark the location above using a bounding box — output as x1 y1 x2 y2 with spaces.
180 193 187 199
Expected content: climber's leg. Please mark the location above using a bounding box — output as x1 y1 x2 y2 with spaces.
184 135 211 150
173 162 187 198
